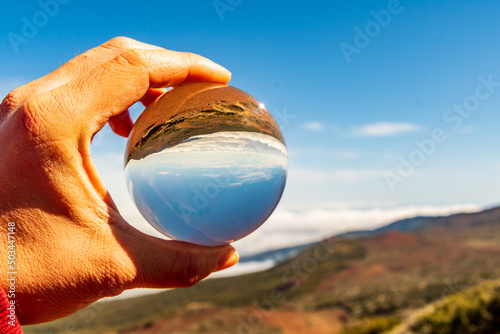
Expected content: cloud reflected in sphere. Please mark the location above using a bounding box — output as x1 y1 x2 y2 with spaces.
125 82 287 246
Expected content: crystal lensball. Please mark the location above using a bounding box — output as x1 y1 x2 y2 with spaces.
124 82 287 246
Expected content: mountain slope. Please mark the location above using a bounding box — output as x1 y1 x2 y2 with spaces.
23 206 500 334
341 206 500 239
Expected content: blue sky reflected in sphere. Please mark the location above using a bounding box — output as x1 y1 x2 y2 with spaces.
125 131 287 246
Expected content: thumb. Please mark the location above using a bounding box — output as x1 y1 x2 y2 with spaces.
111 219 239 289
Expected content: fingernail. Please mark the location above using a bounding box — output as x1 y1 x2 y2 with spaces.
216 249 239 271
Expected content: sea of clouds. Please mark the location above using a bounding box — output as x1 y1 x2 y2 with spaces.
109 191 482 300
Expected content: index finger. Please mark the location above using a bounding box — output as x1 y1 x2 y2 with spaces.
2 37 161 115
0 37 163 129
24 48 231 142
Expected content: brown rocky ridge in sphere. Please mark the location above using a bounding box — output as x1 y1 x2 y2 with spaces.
126 82 285 163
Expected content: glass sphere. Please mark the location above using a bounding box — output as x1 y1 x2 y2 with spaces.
124 82 287 246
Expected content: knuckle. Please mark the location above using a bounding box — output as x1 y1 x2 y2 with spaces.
99 266 132 298
182 51 198 66
106 36 136 49
15 89 80 145
18 97 50 137
0 89 24 114
180 51 201 77
98 248 135 298
111 49 149 98
110 48 145 72
120 48 148 67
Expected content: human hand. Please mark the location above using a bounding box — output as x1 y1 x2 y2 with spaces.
0 37 238 325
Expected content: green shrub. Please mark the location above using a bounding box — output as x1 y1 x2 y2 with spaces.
412 281 500 334
342 316 399 334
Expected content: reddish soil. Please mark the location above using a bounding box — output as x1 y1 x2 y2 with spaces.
264 309 345 334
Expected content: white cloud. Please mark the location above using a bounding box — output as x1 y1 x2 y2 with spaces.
93 148 481 258
303 121 324 131
351 122 422 137
88 134 485 271
105 201 483 301
232 202 483 255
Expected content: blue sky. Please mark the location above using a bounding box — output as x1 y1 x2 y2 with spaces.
1 0 500 234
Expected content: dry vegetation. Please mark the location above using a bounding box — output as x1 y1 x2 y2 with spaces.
24 207 500 334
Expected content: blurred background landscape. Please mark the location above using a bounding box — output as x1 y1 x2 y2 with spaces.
22 207 500 333
1 0 499 333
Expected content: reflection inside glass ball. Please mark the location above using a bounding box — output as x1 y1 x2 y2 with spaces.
124 82 287 246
